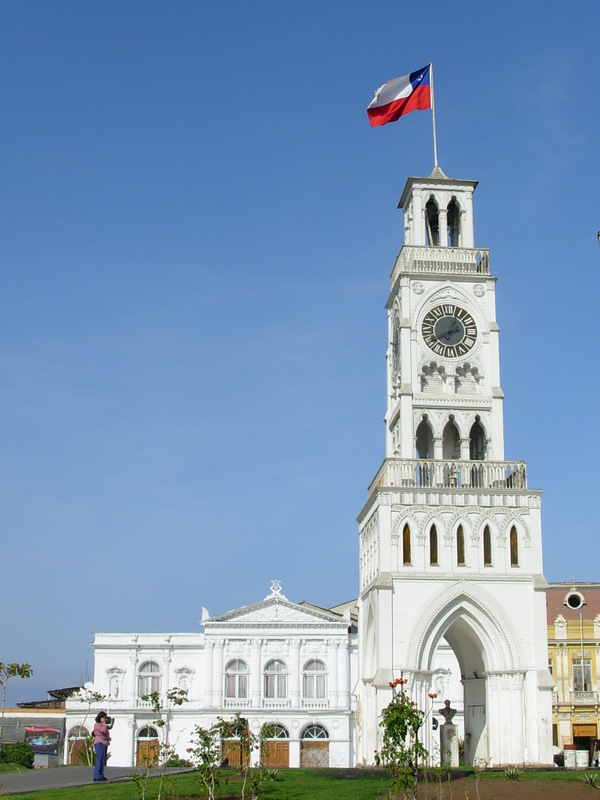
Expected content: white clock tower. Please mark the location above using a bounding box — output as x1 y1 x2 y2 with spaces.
356 168 553 767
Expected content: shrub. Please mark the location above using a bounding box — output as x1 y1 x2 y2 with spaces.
0 742 34 768
504 766 524 782
580 772 600 789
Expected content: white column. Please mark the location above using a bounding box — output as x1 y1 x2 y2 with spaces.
290 639 301 708
213 640 224 707
163 651 171 699
128 715 137 768
129 655 138 706
251 639 262 708
338 639 350 709
203 641 214 708
328 640 338 706
438 208 448 247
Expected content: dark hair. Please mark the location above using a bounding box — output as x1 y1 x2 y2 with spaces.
95 711 107 723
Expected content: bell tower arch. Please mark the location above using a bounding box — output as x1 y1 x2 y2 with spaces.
356 168 553 767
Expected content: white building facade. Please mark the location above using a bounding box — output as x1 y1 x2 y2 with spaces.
66 168 554 768
65 583 357 768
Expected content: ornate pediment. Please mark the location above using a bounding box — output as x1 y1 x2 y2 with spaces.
205 599 345 628
203 581 348 629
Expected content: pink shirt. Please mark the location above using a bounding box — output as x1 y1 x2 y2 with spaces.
93 721 110 746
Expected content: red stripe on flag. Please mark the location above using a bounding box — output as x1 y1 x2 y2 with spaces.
367 85 431 128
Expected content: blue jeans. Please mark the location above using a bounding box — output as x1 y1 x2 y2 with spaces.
93 743 107 780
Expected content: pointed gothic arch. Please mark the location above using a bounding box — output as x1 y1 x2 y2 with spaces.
447 198 461 246
415 418 433 459
402 523 412 565
442 418 460 460
483 525 492 566
429 524 439 566
509 525 519 566
469 417 487 460
406 583 524 765
425 198 440 245
456 524 466 565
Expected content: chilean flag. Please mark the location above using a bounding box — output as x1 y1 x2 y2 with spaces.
367 65 431 127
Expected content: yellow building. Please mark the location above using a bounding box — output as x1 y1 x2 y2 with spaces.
547 583 600 764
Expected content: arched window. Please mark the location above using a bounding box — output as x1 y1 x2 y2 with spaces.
469 418 486 460
510 526 519 566
267 723 289 739
225 659 249 699
429 524 438 565
403 524 411 565
138 661 161 697
456 525 465 566
416 419 433 459
442 419 460 460
138 725 159 739
447 199 460 246
425 199 440 245
264 660 288 699
303 659 327 699
302 724 329 740
483 525 492 566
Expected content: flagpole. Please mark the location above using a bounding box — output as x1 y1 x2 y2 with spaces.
430 62 439 168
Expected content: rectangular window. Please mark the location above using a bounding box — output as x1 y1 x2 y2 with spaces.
265 675 287 699
573 658 592 692
303 674 326 699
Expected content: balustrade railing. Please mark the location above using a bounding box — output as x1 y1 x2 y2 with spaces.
391 246 490 284
571 691 598 705
370 459 527 492
223 697 251 709
262 698 291 709
301 699 330 709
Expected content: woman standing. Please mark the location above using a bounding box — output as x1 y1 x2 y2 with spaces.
92 711 111 782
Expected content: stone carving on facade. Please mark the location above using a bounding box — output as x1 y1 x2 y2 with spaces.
455 363 481 395
554 614 567 640
174 667 194 691
420 361 447 393
106 667 125 700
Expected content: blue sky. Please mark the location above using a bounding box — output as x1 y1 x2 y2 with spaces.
1 1 599 703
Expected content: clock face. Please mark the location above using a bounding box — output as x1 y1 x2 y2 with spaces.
422 304 477 358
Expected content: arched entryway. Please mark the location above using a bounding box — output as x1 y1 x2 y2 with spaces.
407 585 523 766
300 724 329 767
66 725 91 765
261 723 289 768
136 726 159 767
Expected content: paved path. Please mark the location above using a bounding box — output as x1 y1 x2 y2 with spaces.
0 765 195 795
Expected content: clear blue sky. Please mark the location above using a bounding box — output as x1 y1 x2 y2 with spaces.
2 1 599 703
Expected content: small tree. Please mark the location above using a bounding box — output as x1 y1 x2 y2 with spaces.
0 663 33 744
188 718 231 800
376 677 433 800
131 687 188 800
67 686 106 764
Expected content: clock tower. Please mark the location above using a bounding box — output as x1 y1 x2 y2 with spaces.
356 168 553 766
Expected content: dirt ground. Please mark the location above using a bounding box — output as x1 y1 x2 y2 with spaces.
415 774 597 799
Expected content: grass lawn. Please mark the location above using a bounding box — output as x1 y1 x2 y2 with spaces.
0 763 29 773
1 767 599 800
